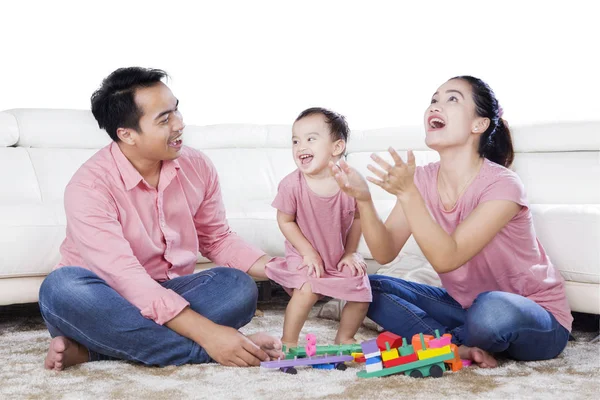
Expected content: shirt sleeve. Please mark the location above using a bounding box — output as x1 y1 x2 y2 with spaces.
193 155 265 272
64 182 190 325
271 179 297 216
479 171 529 208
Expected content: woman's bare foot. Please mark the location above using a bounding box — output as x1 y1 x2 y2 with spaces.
247 332 285 360
44 337 89 371
458 345 498 368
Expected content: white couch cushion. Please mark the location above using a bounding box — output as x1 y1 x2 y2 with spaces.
0 112 19 147
5 109 110 149
0 148 42 203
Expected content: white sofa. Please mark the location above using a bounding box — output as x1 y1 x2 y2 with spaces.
1 109 599 316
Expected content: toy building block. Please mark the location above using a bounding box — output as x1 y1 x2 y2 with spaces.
417 345 452 360
312 363 335 370
305 334 317 357
287 343 362 358
380 342 400 362
429 330 452 349
376 332 403 350
398 338 414 356
365 356 382 365
365 361 383 373
360 339 380 358
383 352 418 368
446 359 463 372
411 333 434 352
461 359 472 367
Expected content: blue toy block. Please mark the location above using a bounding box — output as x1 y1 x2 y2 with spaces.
312 363 336 370
365 356 382 365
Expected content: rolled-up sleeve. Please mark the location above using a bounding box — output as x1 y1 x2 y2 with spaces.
64 182 189 325
193 156 265 272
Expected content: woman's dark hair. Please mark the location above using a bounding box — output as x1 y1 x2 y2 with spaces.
452 75 514 168
91 67 168 141
295 107 350 143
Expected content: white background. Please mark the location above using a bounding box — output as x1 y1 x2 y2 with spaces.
0 0 598 129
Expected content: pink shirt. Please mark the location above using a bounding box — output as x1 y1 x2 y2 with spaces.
414 159 573 331
56 142 265 325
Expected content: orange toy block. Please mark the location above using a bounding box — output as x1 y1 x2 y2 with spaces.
411 334 434 352
446 359 464 372
383 352 418 368
449 344 461 362
376 332 403 351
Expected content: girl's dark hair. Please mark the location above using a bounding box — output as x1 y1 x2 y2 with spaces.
91 67 168 141
452 75 514 167
295 107 349 143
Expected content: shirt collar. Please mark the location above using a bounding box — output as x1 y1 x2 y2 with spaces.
110 142 181 191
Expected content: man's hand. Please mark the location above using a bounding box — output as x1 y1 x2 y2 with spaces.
301 253 325 278
201 325 270 367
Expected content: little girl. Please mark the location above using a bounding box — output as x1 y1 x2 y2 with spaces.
265 107 372 349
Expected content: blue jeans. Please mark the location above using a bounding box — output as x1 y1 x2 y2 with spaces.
38 266 258 366
367 275 570 361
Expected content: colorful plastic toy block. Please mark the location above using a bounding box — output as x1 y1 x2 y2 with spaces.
305 334 317 357
360 339 380 358
376 332 403 350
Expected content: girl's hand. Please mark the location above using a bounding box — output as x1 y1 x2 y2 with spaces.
337 252 367 276
329 160 372 202
367 148 417 199
301 253 324 278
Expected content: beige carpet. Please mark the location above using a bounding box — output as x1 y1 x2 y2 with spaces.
1 302 599 400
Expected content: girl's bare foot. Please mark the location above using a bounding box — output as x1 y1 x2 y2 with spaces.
44 337 89 371
458 345 498 368
334 337 357 345
281 340 298 353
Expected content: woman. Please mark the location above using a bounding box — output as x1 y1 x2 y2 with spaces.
329 76 572 367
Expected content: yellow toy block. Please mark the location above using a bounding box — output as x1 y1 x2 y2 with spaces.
381 348 399 362
417 345 452 360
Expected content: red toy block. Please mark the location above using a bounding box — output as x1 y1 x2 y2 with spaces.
411 334 433 352
376 332 403 351
382 352 418 368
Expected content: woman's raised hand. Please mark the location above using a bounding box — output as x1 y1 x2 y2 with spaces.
367 148 417 198
329 160 372 202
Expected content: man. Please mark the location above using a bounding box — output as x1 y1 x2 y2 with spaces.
39 67 282 370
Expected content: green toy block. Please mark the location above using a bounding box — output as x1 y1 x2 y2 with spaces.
398 338 414 356
286 343 363 359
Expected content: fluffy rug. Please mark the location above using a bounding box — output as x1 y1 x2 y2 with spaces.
1 302 598 400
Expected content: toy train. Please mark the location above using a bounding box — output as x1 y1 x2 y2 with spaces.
356 330 463 378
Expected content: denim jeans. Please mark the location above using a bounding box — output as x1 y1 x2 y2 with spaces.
367 275 570 361
38 266 258 366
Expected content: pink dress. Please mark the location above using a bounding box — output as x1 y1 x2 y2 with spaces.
265 170 372 302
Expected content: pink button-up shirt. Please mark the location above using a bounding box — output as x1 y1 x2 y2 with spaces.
56 142 265 325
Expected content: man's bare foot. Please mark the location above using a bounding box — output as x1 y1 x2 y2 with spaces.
247 332 285 360
458 345 498 368
44 337 89 371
